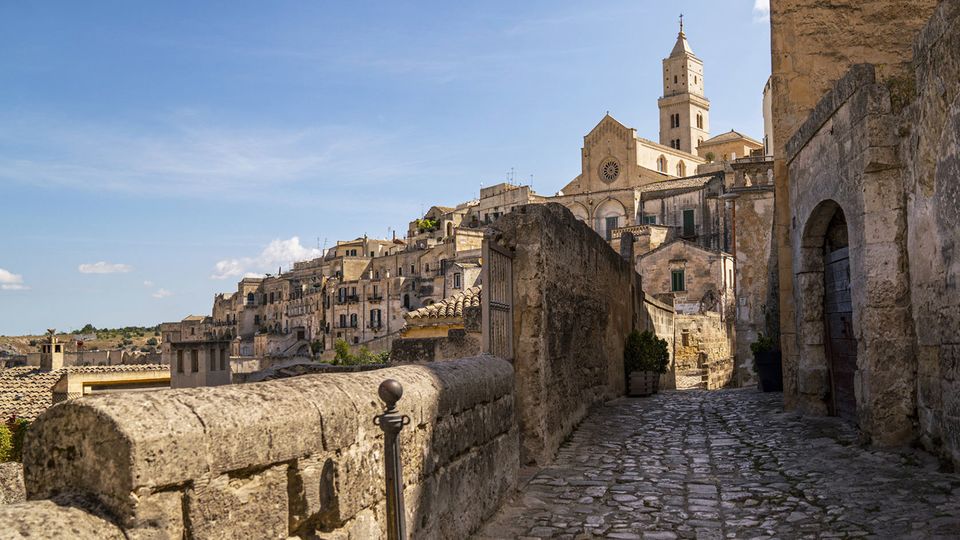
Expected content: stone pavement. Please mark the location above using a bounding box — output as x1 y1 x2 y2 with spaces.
475 389 960 539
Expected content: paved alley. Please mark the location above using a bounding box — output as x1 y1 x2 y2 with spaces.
476 389 960 539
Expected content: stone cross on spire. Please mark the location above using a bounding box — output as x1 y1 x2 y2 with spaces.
679 13 684 34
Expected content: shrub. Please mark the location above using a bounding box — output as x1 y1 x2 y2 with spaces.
146 337 158 346
624 330 670 374
705 151 716 162
8 418 28 462
332 340 388 366
750 333 775 355
0 424 11 462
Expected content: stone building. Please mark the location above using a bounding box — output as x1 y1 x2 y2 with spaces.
0 332 169 421
770 0 960 465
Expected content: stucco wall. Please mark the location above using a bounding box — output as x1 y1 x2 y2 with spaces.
10 356 517 539
489 203 655 465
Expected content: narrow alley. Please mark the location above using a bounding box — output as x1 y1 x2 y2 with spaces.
476 390 960 539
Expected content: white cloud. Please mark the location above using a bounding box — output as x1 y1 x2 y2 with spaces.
753 0 770 22
143 280 154 287
0 113 423 202
211 236 321 279
0 268 29 291
78 261 133 274
152 288 173 299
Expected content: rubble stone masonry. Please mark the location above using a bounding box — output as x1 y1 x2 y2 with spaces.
5 356 518 539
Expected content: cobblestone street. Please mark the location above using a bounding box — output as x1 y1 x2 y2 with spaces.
476 389 960 539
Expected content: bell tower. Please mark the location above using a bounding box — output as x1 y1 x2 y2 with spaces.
658 15 710 155
39 329 64 371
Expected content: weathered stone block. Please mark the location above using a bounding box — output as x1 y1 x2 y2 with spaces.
186 465 288 540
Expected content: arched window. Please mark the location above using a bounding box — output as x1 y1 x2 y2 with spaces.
446 222 453 237
246 292 255 306
676 161 686 177
657 156 667 173
696 113 703 129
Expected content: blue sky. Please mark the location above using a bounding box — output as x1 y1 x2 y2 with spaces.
0 1 771 335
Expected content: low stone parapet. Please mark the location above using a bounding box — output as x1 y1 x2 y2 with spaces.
8 355 517 539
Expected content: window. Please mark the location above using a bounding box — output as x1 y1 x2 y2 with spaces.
191 350 199 372
254 315 260 325
370 251 375 257
353 337 359 344
55 344 61 353
269 292 274 304
398 267 403 276
220 349 227 371
674 75 678 84
425 263 430 273
674 138 681 149
350 314 357 327
657 156 667 172
696 113 703 129
339 314 347 328
247 292 255 305
373 285 379 297
374 270 380 280
403 294 410 309
697 137 703 148
190 327 195 336
454 272 462 289
605 216 619 240
671 270 685 292
410 264 415 274
643 215 657 225
682 209 696 237
694 75 698 85
209 349 216 371
676 162 686 177
177 350 184 373
350 286 356 296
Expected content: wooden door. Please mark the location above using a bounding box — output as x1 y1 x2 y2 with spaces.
824 247 857 422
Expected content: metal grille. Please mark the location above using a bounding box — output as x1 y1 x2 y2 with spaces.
482 238 514 360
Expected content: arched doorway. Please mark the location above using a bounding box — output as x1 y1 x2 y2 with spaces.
822 209 856 421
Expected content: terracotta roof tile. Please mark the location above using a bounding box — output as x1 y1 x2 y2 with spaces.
405 286 481 322
0 364 168 421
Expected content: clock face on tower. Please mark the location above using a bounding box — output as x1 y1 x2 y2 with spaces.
600 158 621 183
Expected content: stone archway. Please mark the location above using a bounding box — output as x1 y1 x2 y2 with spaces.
795 200 858 420
821 209 857 422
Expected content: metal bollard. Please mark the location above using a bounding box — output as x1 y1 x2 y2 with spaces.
374 379 410 540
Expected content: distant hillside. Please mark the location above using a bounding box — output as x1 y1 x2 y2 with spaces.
0 325 161 356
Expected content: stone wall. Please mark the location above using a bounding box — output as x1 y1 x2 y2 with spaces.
770 0 940 413
729 159 777 386
7 356 518 539
390 330 481 364
900 1 960 465
779 1 960 462
0 462 24 505
641 294 677 390
674 314 734 390
489 203 660 465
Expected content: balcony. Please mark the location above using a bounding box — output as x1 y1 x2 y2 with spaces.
335 322 358 329
368 321 383 330
337 295 360 305
367 294 383 303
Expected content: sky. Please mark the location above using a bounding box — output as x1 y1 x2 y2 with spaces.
0 0 772 335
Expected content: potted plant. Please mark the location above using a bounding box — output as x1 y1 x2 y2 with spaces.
751 334 782 392
625 330 670 397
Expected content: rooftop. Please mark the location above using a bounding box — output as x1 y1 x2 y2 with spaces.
405 286 481 322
